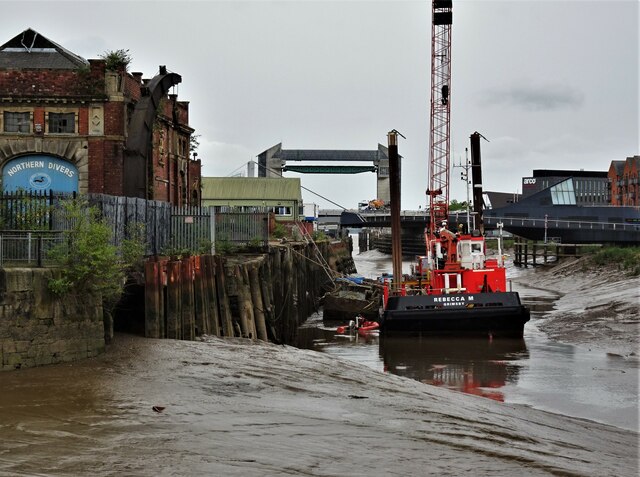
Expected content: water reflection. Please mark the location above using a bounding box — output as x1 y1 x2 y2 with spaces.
296 314 529 403
380 337 528 402
301 240 639 430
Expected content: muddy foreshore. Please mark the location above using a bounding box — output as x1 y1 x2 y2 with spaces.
0 332 638 477
512 256 639 361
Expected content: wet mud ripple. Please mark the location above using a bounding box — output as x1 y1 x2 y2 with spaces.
0 335 637 476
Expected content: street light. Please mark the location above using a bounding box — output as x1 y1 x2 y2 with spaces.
454 148 472 233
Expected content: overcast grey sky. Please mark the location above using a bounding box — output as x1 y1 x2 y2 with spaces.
1 0 638 209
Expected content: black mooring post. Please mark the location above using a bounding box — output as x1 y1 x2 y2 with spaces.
388 130 403 293
470 132 485 235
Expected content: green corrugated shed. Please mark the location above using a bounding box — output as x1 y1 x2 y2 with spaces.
201 177 302 220
201 177 301 202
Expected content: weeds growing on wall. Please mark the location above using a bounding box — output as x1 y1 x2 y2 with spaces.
121 222 147 279
47 199 146 305
271 223 287 239
161 238 213 260
100 49 132 71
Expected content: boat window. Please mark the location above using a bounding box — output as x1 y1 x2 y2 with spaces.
471 243 482 253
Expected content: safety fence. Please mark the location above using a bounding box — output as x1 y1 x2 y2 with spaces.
0 231 65 267
0 193 272 265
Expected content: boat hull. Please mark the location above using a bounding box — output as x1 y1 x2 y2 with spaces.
381 292 530 338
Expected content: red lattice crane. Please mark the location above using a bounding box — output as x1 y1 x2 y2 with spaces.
427 0 453 238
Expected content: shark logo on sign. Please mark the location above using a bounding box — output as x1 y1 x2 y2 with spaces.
2 155 78 193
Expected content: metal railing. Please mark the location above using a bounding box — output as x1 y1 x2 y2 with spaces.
485 215 640 233
212 209 270 252
0 194 274 264
0 231 65 267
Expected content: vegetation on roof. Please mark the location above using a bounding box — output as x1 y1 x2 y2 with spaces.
100 49 132 71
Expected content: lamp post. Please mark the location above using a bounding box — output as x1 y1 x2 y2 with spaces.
454 148 472 233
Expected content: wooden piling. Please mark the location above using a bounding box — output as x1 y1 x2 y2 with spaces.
282 246 295 343
144 260 161 338
249 263 268 341
194 256 209 336
203 255 221 336
180 258 195 340
244 264 259 339
166 260 182 339
141 237 346 345
260 253 277 341
214 255 234 337
235 264 258 339
271 248 283 339
159 259 167 338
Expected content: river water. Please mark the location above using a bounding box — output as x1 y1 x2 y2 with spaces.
0 244 637 476
296 235 639 432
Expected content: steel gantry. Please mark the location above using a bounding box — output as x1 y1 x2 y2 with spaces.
427 0 453 235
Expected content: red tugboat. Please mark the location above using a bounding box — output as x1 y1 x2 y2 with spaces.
380 223 530 338
379 0 529 338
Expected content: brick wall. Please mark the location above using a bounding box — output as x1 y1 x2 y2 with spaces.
0 55 200 205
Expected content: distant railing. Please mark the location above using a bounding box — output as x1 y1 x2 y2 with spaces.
166 205 212 253
0 231 65 267
212 209 270 251
485 215 640 233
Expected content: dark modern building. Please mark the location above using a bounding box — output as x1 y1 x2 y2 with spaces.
485 177 640 244
521 170 609 206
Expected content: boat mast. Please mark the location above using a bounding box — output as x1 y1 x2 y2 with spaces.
427 0 453 253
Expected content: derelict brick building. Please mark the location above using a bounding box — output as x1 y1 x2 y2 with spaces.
0 28 201 205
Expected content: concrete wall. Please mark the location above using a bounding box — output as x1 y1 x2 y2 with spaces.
0 268 104 371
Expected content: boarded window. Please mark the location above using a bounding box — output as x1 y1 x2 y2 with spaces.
3 112 30 133
48 113 75 133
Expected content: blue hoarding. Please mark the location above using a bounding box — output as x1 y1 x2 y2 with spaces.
2 155 78 193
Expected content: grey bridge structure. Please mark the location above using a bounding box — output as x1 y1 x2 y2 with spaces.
257 143 396 203
319 208 640 245
319 209 474 231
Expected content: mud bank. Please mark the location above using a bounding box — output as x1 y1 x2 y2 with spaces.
512 257 639 360
0 334 637 477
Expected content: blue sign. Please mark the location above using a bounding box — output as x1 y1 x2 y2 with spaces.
2 155 78 193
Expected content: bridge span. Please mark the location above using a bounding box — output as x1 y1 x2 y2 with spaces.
318 209 476 230
319 209 427 229
318 208 640 246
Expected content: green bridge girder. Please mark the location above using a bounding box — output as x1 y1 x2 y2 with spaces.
283 165 377 174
